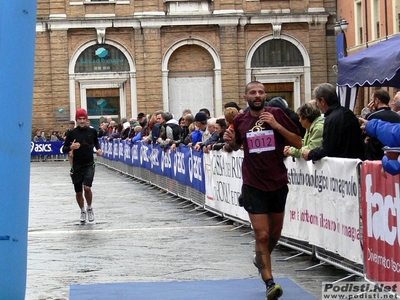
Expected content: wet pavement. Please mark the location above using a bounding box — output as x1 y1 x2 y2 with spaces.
26 161 351 300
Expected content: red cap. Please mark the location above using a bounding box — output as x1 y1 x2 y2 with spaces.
75 109 88 120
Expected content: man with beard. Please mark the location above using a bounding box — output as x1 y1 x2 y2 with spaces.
223 81 301 300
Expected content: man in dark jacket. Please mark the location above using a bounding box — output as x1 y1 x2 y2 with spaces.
364 89 400 160
302 83 364 161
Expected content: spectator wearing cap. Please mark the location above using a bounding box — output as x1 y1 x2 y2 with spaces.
137 112 148 128
194 118 218 151
224 101 244 114
199 108 211 119
189 112 211 148
267 97 306 138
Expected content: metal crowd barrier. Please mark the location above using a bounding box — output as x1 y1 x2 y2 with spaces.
96 155 364 282
30 154 69 162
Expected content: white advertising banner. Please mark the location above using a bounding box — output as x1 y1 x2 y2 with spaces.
204 150 250 222
283 157 363 264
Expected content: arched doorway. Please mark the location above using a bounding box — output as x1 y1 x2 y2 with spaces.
162 39 222 118
69 41 136 128
246 35 311 110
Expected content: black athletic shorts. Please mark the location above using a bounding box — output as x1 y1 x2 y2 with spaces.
70 163 95 193
241 184 288 214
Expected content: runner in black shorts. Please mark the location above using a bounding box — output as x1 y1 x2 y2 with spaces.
71 163 95 194
224 81 302 300
63 109 103 223
241 184 288 215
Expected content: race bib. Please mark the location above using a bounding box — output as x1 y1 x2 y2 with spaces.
246 130 275 153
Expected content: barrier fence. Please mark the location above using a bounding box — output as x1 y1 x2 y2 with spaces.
30 141 69 161
30 140 400 287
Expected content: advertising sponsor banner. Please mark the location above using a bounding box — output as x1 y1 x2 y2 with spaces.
139 142 152 170
187 147 205 194
362 160 400 282
160 149 173 179
112 140 119 162
204 150 249 221
98 140 206 194
283 157 363 264
101 139 113 160
173 147 188 185
30 141 64 156
131 142 140 167
148 145 162 175
122 140 132 166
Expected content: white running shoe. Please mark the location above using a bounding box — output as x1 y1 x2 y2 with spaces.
80 211 87 223
87 208 94 222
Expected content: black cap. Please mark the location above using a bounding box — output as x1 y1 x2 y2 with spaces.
194 112 207 122
69 120 75 124
137 113 145 119
224 102 241 111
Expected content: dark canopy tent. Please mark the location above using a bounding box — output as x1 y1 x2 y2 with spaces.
337 34 400 88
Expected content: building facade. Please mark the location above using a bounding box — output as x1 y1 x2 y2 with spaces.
336 0 400 112
34 0 337 133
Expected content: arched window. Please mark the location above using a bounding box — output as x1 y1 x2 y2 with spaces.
74 44 130 73
251 39 304 68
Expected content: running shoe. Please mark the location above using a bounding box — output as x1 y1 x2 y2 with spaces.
87 208 94 222
80 211 87 223
266 283 283 300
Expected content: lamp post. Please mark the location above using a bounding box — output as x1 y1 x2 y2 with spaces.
334 18 349 35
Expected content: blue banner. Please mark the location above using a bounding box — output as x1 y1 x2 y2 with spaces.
95 139 205 194
336 32 347 59
131 142 140 167
30 141 65 156
112 140 119 162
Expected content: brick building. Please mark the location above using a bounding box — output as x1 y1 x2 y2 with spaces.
336 0 400 113
34 0 337 133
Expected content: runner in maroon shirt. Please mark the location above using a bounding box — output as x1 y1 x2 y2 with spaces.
224 81 301 300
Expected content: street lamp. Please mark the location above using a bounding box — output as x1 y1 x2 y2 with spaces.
335 18 349 59
334 18 349 35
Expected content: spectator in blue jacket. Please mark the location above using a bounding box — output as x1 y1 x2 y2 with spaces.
360 118 400 175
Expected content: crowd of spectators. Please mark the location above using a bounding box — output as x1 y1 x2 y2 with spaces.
31 84 400 176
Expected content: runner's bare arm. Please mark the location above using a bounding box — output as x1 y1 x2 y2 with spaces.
223 127 241 151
